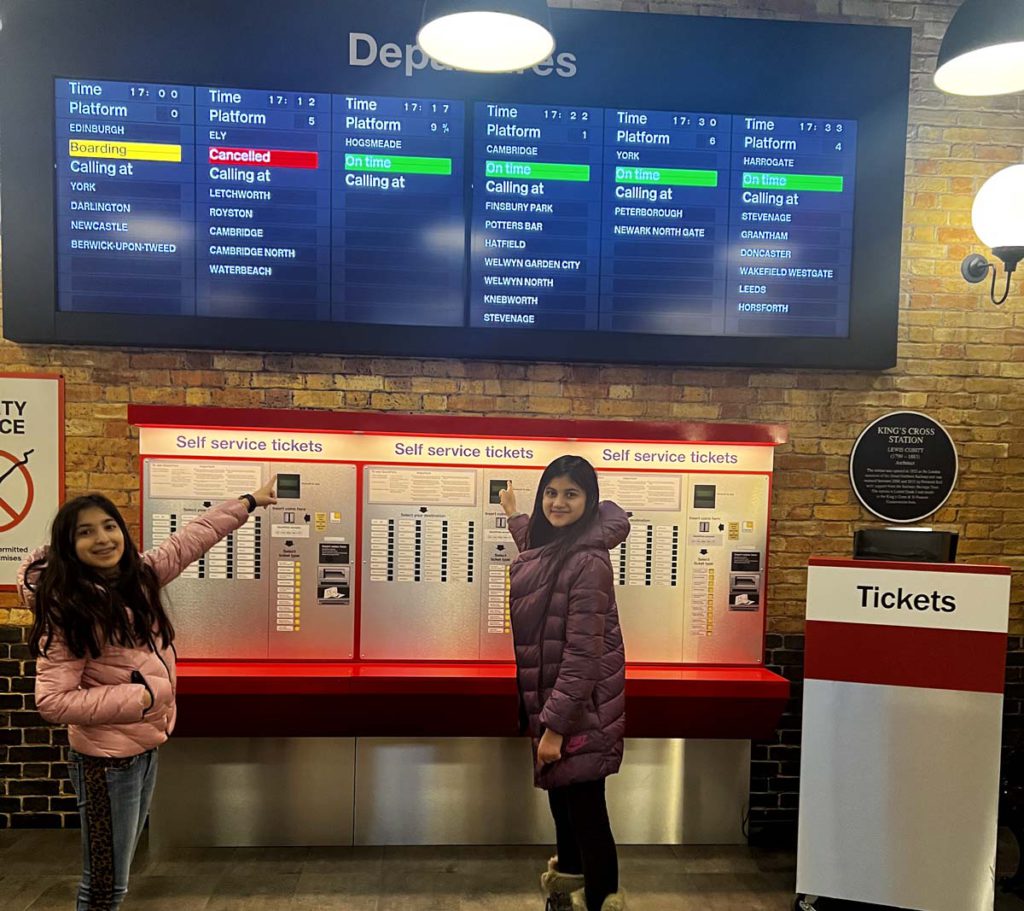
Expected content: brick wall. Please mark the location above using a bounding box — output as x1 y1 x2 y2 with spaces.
4 0 1024 833
748 636 804 844
0 626 77 827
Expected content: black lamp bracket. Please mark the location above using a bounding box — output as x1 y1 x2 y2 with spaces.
961 248 1024 306
961 252 992 283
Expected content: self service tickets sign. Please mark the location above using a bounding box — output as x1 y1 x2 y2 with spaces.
0 375 64 589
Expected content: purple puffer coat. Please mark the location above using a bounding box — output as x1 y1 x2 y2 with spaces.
508 501 630 789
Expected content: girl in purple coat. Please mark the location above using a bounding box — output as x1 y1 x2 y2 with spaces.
500 455 630 911
19 478 277 911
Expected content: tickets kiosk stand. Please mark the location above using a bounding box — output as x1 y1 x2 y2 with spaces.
797 557 1011 911
128 405 789 847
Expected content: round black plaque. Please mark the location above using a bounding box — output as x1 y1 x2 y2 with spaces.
849 411 958 523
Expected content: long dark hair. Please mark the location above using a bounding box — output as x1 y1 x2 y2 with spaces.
526 455 601 566
27 494 174 659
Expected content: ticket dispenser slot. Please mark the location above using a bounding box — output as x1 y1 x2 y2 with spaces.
317 541 351 605
682 474 768 663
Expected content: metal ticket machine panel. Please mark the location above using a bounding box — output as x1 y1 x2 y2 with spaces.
681 473 769 664
360 465 482 660
144 459 357 659
266 464 357 659
478 468 543 661
145 459 269 660
603 472 688 664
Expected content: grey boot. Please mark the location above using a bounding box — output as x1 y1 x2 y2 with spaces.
541 856 584 911
570 887 627 911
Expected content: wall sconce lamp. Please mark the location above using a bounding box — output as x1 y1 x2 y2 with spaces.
417 0 555 73
961 164 1024 305
935 0 1024 95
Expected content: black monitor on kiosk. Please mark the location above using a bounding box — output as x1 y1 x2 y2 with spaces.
853 528 959 564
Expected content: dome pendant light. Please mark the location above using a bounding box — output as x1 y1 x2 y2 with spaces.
960 164 1024 304
417 0 555 73
935 0 1024 95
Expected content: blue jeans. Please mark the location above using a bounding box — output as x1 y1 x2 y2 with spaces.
68 748 159 911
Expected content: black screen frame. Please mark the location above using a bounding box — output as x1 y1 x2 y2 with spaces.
0 0 911 368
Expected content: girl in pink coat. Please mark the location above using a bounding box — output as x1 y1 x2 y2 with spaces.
19 478 277 911
500 456 629 911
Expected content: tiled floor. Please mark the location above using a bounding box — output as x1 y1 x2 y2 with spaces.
2 829 1024 910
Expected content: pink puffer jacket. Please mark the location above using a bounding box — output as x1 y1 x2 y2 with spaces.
18 499 250 758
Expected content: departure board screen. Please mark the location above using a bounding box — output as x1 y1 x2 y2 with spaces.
3 2 912 367
58 80 466 327
56 78 856 338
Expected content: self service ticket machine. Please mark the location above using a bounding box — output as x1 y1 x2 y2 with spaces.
145 457 769 665
133 407 788 849
144 459 358 659
602 471 769 664
360 465 556 662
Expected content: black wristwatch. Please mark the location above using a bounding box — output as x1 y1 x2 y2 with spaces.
239 493 257 513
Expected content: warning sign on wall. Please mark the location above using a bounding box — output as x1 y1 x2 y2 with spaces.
0 375 64 589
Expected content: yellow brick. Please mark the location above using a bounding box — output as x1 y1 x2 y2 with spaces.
526 381 562 396
527 364 567 381
129 386 186 405
528 395 573 415
344 391 371 409
368 392 421 411
293 391 344 408
0 608 32 626
334 374 384 391
447 395 497 413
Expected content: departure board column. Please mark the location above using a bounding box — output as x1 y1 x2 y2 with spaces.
470 102 603 330
600 109 731 334
55 79 196 315
727 115 857 336
196 87 332 320
332 95 465 327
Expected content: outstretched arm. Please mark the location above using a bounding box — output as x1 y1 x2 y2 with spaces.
500 481 531 552
145 476 277 586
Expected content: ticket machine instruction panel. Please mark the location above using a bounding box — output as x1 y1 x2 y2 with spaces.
137 416 777 666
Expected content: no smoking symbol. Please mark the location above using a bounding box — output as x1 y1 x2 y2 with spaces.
0 450 34 533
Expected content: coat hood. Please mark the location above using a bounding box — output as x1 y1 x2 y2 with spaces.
517 500 630 563
586 500 631 551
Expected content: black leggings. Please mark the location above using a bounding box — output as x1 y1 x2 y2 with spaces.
548 778 618 911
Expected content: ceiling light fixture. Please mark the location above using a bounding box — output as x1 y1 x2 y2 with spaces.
935 0 1024 95
417 0 555 73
